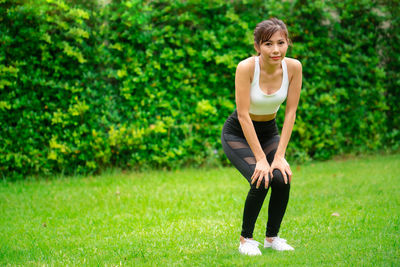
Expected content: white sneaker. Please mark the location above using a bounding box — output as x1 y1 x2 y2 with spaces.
264 236 294 251
238 238 262 256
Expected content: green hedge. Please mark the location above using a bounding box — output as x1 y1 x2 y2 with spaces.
1 0 398 180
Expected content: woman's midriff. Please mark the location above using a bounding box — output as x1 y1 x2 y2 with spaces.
249 112 277 122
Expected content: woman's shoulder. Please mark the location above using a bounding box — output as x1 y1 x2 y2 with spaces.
236 56 257 77
284 57 302 72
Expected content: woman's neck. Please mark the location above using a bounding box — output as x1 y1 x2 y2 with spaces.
259 55 282 74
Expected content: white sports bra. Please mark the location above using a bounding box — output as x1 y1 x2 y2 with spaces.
249 56 289 115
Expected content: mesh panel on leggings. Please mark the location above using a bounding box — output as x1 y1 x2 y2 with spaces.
261 136 280 162
262 140 279 156
243 157 256 165
223 134 280 166
224 134 256 166
227 141 249 149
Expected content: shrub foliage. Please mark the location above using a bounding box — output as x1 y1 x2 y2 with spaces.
1 0 398 180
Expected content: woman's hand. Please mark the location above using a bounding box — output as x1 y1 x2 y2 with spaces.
251 157 271 189
269 156 292 184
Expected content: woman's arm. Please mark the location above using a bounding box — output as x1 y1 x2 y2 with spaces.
271 59 303 183
235 59 265 162
235 58 271 189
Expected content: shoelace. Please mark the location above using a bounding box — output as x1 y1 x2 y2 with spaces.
272 237 293 250
275 237 287 243
244 238 261 247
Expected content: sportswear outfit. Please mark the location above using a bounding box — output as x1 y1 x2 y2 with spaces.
221 56 291 239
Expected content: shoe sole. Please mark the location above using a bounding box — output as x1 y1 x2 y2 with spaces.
239 249 262 256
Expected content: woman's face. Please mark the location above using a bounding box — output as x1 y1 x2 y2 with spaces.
255 30 289 64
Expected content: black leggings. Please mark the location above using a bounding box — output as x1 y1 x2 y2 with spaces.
221 109 290 238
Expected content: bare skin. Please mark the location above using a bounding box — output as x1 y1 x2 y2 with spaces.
235 30 303 244
249 112 276 121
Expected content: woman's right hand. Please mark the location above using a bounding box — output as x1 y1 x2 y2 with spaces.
251 157 271 189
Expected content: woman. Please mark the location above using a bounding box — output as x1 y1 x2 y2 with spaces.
221 18 302 256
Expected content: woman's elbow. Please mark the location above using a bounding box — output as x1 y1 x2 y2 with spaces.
237 111 250 122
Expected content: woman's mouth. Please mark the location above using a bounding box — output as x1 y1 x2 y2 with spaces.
271 56 281 60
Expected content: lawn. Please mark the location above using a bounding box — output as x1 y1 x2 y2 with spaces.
0 153 399 266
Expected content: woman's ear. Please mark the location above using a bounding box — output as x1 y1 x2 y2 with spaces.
254 42 260 54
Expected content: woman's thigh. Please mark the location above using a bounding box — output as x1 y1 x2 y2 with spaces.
260 135 281 165
221 130 281 183
221 132 256 182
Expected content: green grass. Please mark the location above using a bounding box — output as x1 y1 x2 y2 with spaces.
1 153 399 266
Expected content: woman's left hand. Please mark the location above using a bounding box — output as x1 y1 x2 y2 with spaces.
269 156 292 184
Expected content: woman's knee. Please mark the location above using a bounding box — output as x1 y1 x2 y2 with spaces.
250 177 269 192
271 169 290 188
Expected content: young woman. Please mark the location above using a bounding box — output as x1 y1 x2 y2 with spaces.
221 18 302 256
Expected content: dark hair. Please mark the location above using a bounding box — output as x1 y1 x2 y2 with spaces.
254 18 292 55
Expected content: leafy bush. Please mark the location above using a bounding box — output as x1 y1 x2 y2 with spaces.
1 0 398 180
